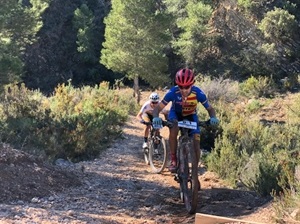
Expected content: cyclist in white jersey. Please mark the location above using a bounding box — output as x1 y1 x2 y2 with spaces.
136 92 168 149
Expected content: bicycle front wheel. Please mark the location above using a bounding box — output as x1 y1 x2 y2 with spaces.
187 145 199 214
143 146 150 165
149 137 168 174
179 141 199 214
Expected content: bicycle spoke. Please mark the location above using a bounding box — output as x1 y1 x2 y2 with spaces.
149 137 167 174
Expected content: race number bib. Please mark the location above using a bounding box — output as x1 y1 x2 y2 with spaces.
178 120 197 130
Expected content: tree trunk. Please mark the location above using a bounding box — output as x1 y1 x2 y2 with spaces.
133 75 140 104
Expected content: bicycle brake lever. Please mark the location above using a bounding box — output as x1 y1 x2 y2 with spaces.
162 121 173 128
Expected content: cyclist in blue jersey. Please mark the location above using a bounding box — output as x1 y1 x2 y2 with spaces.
153 68 219 173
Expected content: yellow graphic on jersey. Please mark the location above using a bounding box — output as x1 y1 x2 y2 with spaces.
182 92 197 116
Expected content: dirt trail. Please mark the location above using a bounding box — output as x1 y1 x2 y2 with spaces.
0 113 275 224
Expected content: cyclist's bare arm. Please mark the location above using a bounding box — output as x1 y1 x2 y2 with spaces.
153 102 166 117
161 109 169 120
161 108 169 115
206 105 217 118
136 111 143 121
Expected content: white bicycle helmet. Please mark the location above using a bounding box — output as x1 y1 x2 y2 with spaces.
149 92 159 102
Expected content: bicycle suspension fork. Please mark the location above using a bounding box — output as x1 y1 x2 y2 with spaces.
175 137 190 183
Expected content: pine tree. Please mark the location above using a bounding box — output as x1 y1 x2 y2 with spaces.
73 4 96 62
164 0 213 67
100 0 172 101
0 0 49 87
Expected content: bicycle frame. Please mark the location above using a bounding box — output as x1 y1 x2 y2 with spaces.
177 122 195 173
142 121 161 142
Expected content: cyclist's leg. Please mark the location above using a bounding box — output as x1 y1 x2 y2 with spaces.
190 114 201 163
168 110 180 172
148 114 154 122
188 114 201 191
142 114 151 148
193 134 201 164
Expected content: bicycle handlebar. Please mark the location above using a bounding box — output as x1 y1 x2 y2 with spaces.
140 120 171 127
171 119 211 128
141 119 211 128
198 119 211 128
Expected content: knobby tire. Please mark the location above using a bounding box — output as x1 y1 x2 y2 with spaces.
144 147 150 165
178 138 199 214
149 137 168 173
188 143 199 214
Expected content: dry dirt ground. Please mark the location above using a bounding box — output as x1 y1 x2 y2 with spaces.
1 91 293 224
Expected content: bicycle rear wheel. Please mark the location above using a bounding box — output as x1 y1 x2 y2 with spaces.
149 137 168 173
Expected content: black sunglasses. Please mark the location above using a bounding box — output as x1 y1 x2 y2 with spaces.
178 85 192 90
151 101 158 104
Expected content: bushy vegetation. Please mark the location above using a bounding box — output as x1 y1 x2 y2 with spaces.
258 8 297 40
0 75 299 221
198 77 300 222
288 93 300 124
0 82 138 161
239 75 276 98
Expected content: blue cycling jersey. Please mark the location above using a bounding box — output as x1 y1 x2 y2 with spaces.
161 85 210 117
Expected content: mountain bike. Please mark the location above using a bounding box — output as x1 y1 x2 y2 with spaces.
141 120 169 173
173 119 210 214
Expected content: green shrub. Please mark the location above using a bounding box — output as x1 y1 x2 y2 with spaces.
252 159 282 196
45 82 138 160
287 93 300 124
239 75 276 98
272 147 300 223
237 0 253 10
207 134 248 186
209 108 300 196
273 186 300 223
245 99 263 113
258 8 297 40
0 82 138 161
217 117 266 155
0 84 48 146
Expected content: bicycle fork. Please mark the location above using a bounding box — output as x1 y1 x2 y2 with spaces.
174 142 190 183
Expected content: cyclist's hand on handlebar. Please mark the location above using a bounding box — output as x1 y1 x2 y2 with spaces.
153 117 162 126
210 117 220 126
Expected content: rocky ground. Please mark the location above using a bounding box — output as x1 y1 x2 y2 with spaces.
0 111 277 224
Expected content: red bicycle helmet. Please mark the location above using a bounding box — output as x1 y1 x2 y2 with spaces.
175 68 195 86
